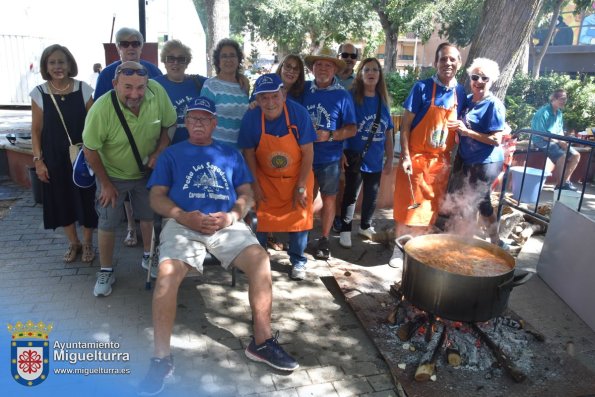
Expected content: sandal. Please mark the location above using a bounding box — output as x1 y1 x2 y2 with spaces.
81 243 95 263
124 229 137 247
64 243 82 263
267 235 284 251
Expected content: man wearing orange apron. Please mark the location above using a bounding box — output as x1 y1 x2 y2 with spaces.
390 43 466 273
239 74 317 280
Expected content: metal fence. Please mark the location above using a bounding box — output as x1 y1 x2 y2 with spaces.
497 129 595 224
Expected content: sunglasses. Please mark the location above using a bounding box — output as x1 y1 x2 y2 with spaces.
340 52 358 60
118 41 142 49
470 74 490 82
165 55 188 64
117 68 148 76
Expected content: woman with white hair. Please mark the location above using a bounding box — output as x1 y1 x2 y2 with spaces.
446 57 507 248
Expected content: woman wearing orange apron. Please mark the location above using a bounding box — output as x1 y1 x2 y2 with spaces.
239 74 316 280
390 43 465 272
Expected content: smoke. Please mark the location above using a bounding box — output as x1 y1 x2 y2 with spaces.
439 177 489 238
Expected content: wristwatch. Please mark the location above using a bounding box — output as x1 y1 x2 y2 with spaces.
297 186 306 194
328 130 334 142
33 156 43 162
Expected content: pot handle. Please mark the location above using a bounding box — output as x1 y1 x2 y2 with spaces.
498 269 535 290
395 235 413 254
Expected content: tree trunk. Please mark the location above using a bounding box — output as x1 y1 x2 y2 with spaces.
531 0 563 78
464 0 545 100
375 4 399 73
517 40 530 75
203 0 230 77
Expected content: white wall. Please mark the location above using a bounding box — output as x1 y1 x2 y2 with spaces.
0 0 206 105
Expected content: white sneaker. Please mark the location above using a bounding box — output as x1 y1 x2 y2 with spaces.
358 226 376 240
290 266 306 280
388 246 404 281
339 231 352 248
94 271 115 297
141 254 158 279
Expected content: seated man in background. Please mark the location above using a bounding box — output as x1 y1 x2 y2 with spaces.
140 97 298 396
531 89 580 191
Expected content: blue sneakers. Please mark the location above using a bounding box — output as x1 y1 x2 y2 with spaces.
138 355 174 396
245 331 299 371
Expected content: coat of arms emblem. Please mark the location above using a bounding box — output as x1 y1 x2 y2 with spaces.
7 320 52 386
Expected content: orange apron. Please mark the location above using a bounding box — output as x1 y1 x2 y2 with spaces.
254 104 314 232
393 82 458 226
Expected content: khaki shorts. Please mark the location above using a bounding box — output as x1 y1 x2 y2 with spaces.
158 218 260 272
95 177 153 231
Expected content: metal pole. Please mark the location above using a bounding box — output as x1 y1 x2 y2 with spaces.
139 0 146 41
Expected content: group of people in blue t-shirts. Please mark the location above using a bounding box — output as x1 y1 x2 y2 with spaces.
31 27 581 395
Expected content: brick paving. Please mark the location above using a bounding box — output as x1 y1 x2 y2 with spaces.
1 173 594 396
0 177 398 396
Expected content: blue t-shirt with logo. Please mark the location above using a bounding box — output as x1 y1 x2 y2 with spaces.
403 77 466 131
302 80 356 166
344 94 394 173
238 99 316 148
93 60 163 100
458 94 505 165
147 140 253 213
152 75 206 144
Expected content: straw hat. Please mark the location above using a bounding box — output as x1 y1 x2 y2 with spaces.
304 46 346 71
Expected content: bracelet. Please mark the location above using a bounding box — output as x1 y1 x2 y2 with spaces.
33 156 43 162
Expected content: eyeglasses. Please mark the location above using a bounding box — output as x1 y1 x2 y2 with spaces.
116 68 148 76
220 53 238 60
340 52 357 60
470 74 490 82
165 55 188 64
186 115 214 125
282 64 301 72
118 41 142 49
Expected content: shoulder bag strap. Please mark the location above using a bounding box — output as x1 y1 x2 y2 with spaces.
361 97 383 158
47 83 74 146
110 90 145 174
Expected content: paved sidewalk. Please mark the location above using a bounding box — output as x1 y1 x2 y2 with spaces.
1 176 594 397
0 177 398 397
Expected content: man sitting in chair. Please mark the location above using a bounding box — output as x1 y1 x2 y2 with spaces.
140 97 298 396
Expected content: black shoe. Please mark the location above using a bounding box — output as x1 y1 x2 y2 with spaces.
332 216 342 233
313 237 330 260
245 331 299 371
558 181 578 191
138 355 174 396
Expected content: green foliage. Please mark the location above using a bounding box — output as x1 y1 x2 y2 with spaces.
505 73 595 133
383 70 595 134
436 0 483 46
230 0 379 54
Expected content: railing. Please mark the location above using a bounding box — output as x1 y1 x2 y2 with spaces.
497 129 595 224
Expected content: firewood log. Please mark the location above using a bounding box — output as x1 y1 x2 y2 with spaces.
397 315 426 341
472 323 526 383
414 323 445 382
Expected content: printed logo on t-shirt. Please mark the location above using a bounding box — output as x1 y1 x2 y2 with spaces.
307 104 331 130
182 162 231 201
358 114 388 142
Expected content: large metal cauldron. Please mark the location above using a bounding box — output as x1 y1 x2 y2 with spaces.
396 234 533 323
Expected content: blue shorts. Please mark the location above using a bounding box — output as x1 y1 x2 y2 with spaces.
545 142 579 163
95 177 153 231
313 161 341 196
